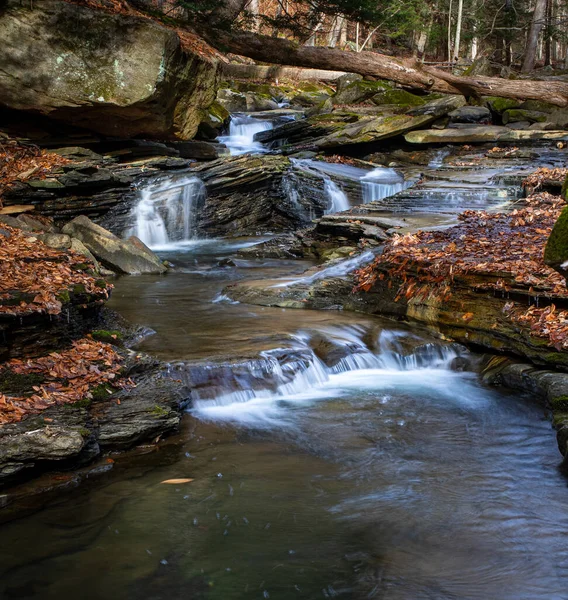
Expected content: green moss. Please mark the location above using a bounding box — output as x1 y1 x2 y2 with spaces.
94 279 108 289
550 395 568 412
544 206 568 267
71 397 92 409
484 96 521 113
207 100 230 124
503 108 548 124
79 427 92 438
373 89 426 106
0 370 45 395
561 174 568 202
72 284 86 294
149 404 170 417
91 329 124 346
90 383 117 401
552 412 568 427
520 100 554 112
56 289 71 304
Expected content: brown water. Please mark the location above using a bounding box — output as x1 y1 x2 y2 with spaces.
1 238 568 600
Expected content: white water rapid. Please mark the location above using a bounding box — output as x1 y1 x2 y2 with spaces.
172 326 468 426
361 167 410 203
130 176 206 249
218 115 273 155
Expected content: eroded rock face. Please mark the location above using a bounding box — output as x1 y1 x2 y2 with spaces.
0 0 218 139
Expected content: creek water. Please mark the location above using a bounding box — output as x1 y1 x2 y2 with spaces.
2 238 568 600
3 131 568 598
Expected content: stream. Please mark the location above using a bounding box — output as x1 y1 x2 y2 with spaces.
2 119 568 600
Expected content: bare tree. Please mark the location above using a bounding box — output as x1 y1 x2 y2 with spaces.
522 0 547 72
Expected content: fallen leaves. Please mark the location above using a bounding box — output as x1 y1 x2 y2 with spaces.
523 167 568 191
0 140 70 204
0 224 111 316
353 189 568 350
0 338 134 424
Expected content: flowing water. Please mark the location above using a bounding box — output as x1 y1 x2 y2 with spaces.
218 115 274 155
129 175 207 248
2 238 568 600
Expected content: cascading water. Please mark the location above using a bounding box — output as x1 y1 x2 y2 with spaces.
287 159 413 214
130 176 206 249
218 115 273 155
323 177 350 213
171 326 468 423
361 167 410 203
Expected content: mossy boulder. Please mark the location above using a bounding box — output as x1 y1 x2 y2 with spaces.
544 205 568 278
333 79 393 105
291 91 331 107
371 89 427 107
0 0 219 139
483 96 521 113
502 109 548 124
197 100 230 140
217 89 247 112
91 329 124 346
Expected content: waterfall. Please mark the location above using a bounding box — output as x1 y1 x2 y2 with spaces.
172 326 469 422
361 167 410 203
287 159 412 213
218 115 273 155
130 176 206 248
323 177 350 214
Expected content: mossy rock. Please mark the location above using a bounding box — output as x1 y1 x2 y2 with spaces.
519 100 555 113
91 329 124 346
0 370 45 396
550 395 568 412
333 80 392 105
483 96 521 113
562 174 568 201
372 89 427 107
90 383 118 401
544 206 568 273
502 108 548 124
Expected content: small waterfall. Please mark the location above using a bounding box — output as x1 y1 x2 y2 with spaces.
272 250 376 288
428 149 451 168
361 167 409 203
218 115 273 155
130 176 206 248
172 327 469 422
324 177 350 214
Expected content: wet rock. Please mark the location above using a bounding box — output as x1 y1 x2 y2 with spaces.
502 109 548 124
448 106 491 123
197 101 231 140
407 95 467 118
405 126 568 144
167 140 226 160
62 216 167 274
191 155 326 235
307 333 360 367
0 0 218 139
506 121 532 130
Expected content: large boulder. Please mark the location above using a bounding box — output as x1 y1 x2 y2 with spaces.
405 126 568 144
544 206 568 279
0 0 218 139
62 216 167 274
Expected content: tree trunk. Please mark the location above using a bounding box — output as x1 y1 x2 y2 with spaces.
453 0 464 61
447 0 453 62
522 0 547 72
197 27 568 106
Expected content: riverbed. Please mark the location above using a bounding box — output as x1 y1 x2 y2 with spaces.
1 237 568 600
